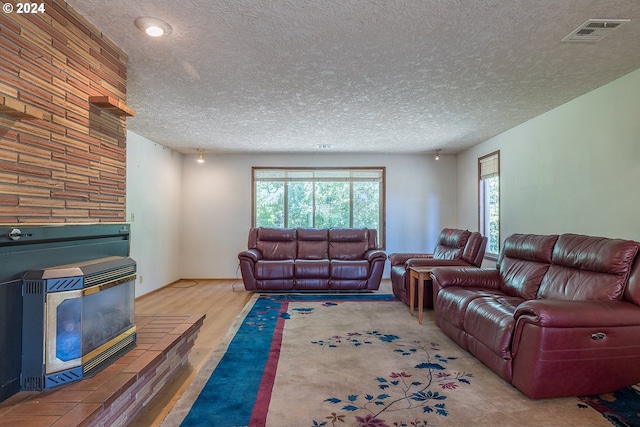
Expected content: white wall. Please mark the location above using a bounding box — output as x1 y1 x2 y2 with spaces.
457 67 640 243
126 131 183 297
180 153 458 279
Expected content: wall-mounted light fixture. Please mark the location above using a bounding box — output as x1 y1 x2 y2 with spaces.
134 17 172 37
434 149 441 160
197 149 205 164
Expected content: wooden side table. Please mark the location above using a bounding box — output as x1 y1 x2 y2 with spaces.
408 266 433 324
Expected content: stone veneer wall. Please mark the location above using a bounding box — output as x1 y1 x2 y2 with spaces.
0 0 130 223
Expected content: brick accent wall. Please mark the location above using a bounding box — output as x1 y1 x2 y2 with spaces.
0 0 131 223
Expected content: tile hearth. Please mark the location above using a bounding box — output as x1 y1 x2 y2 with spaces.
0 314 205 427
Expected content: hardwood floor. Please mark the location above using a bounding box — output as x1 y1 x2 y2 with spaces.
129 279 252 427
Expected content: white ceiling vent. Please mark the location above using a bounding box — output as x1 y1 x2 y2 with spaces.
562 19 630 42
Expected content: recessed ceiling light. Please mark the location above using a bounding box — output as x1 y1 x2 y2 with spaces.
135 17 172 37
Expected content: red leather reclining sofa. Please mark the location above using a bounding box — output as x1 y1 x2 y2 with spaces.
431 232 640 398
238 227 386 291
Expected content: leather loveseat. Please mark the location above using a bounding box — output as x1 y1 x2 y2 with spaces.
388 228 487 308
238 227 386 291
431 232 640 399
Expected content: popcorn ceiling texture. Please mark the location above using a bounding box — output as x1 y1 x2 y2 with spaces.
66 0 640 154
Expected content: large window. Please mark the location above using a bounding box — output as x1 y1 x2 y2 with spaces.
478 152 500 258
252 167 385 247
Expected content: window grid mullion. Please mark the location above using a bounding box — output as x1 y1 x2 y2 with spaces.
349 181 354 227
284 181 289 228
312 181 316 228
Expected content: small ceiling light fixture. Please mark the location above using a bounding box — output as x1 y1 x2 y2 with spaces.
135 17 172 37
197 149 205 164
434 149 441 160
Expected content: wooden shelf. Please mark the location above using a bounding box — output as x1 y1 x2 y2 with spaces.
89 95 135 117
0 96 43 120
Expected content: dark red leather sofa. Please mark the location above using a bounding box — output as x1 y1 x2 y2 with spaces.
388 228 487 308
431 232 640 399
238 227 386 291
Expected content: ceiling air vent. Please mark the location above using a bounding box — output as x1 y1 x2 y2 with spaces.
562 19 630 42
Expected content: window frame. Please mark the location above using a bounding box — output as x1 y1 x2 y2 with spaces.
251 167 386 248
478 151 500 261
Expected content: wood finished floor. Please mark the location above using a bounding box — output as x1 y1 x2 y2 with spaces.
129 279 252 427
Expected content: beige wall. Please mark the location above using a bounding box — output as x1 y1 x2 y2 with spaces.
126 131 183 297
456 67 640 244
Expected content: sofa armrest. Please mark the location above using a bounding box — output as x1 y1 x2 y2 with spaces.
238 249 263 291
365 249 387 263
238 248 262 263
387 252 433 266
515 299 640 328
430 267 501 290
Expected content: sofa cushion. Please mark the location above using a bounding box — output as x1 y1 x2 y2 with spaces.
433 228 471 260
255 260 294 279
436 287 505 330
538 234 640 301
329 228 370 260
256 228 297 260
464 296 524 359
295 259 330 278
498 234 558 264
464 295 525 381
461 232 481 264
297 228 329 259
330 260 369 279
498 234 558 299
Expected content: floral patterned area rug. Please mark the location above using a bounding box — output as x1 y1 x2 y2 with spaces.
162 293 614 427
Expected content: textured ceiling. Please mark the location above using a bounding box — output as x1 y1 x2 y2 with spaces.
66 0 640 155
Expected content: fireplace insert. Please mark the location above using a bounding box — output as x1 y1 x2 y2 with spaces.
21 256 136 390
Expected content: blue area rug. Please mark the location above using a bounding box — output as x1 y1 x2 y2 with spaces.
163 293 627 427
579 386 640 427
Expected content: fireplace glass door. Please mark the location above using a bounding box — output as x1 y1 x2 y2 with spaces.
45 279 135 375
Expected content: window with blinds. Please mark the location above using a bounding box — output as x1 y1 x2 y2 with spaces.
478 152 500 257
479 153 499 180
252 167 385 248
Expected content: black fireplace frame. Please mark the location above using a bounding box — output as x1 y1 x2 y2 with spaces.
0 223 131 402
22 256 137 390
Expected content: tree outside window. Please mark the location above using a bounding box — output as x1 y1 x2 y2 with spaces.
479 152 500 257
253 168 385 248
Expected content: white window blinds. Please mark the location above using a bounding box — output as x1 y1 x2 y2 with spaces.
479 153 499 179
